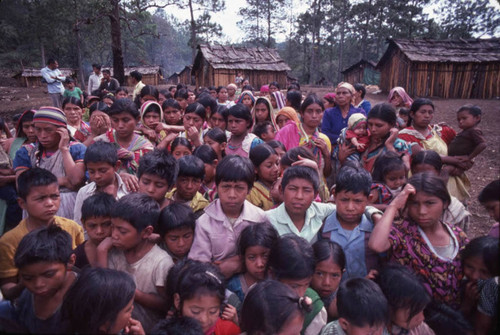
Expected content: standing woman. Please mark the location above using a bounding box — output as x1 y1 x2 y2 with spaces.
62 97 91 143
13 107 86 219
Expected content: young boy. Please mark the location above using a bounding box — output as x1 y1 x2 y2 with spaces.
158 203 196 263
63 78 84 102
0 168 84 301
253 121 275 142
73 141 128 225
188 155 270 278
479 179 500 238
137 149 178 209
97 193 173 332
74 193 116 269
320 278 388 335
11 226 77 333
166 155 209 217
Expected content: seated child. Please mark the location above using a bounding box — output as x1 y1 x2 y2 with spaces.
12 226 77 333
343 113 370 154
253 121 275 142
166 155 209 216
203 127 227 161
193 144 218 202
0 168 84 301
137 149 178 209
478 179 499 238
73 141 128 225
369 151 407 211
225 104 263 158
188 155 270 278
74 193 116 269
97 193 174 332
320 278 388 335
247 143 280 210
158 203 196 263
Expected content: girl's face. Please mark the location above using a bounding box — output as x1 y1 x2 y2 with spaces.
257 154 280 186
311 258 343 298
22 121 36 142
183 113 204 131
463 255 490 282
391 308 425 332
390 92 403 107
335 87 353 106
103 98 114 107
143 111 160 128
101 297 134 334
301 103 323 129
34 122 60 149
116 90 128 99
210 112 226 130
411 105 434 129
111 112 137 140
187 91 196 104
407 192 447 228
242 96 253 109
367 117 392 140
274 146 286 160
63 103 82 125
245 245 270 281
411 163 439 176
384 168 406 190
278 312 305 335
217 88 228 102
204 136 225 159
180 294 220 333
164 107 182 125
276 115 290 129
172 145 192 160
270 95 278 108
227 115 249 136
254 102 270 123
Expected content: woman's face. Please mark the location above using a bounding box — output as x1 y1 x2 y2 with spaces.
407 192 447 228
335 87 353 107
411 105 434 129
390 92 404 107
22 121 36 142
367 117 392 140
63 103 82 125
116 90 128 99
276 115 290 129
110 112 138 140
254 102 269 123
301 103 323 129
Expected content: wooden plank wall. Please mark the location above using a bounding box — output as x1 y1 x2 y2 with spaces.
343 67 364 84
214 70 287 90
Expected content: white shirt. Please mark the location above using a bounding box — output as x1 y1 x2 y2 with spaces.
41 66 65 94
88 72 103 95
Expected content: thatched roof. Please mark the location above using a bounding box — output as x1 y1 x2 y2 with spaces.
193 44 291 72
342 59 377 74
14 67 75 78
378 38 500 67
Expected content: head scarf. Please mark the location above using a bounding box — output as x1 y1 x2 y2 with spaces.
140 101 163 130
323 93 336 104
272 91 286 110
260 85 269 94
388 87 413 108
275 107 300 129
34 106 67 127
336 82 355 95
236 90 256 107
348 113 367 130
252 96 278 130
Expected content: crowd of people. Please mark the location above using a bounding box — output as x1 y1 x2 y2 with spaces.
0 58 497 335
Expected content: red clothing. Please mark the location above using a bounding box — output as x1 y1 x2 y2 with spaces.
205 318 240 335
345 129 370 153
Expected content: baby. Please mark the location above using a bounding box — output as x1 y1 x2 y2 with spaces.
345 113 370 153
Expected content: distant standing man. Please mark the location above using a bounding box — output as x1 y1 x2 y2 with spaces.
40 58 66 108
98 69 120 94
88 64 103 95
128 70 145 101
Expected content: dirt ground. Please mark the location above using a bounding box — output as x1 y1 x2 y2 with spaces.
0 83 498 237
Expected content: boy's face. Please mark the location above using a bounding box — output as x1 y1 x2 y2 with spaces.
143 111 161 128
176 176 202 201
482 200 500 222
335 190 369 226
111 218 143 250
457 110 480 130
339 319 384 335
67 82 74 89
164 226 194 259
164 107 182 125
86 162 117 188
84 216 112 244
217 181 249 217
19 261 67 297
183 113 204 131
110 112 137 139
19 183 60 223
138 173 170 203
282 178 317 219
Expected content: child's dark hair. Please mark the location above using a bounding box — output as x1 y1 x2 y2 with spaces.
14 225 73 268
408 172 450 207
171 137 193 153
16 110 35 138
178 155 205 180
216 86 226 93
337 278 388 327
197 93 218 115
110 193 160 232
204 127 227 144
377 264 430 323
162 98 181 111
336 161 372 196
174 88 189 100
281 165 319 193
478 179 499 203
165 259 196 312
226 104 253 129
268 234 315 280
312 240 346 271
138 149 178 187
368 103 397 128
457 104 482 120
185 102 207 120
267 140 286 153
372 151 406 184
253 121 273 139
410 150 442 174
269 81 280 89
89 102 110 117
129 70 142 81
249 143 277 169
151 317 204 335
300 93 324 113
460 236 499 276
215 155 255 189
239 223 279 259
62 96 83 109
241 280 311 335
193 144 217 164
81 192 116 223
398 107 412 125
286 90 302 111
102 93 115 104
84 141 118 166
280 146 316 167
158 203 196 239
17 168 58 200
424 300 473 335
108 98 139 118
115 87 128 96
63 267 136 334
140 85 159 100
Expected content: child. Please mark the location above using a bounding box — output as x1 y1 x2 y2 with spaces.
74 193 116 269
268 234 327 335
63 78 84 102
197 94 219 126
271 91 286 114
63 267 144 334
478 179 499 237
203 127 227 161
158 203 196 263
12 226 77 333
115 87 129 99
188 155 269 278
193 144 218 202
174 88 189 112
3 110 36 161
136 85 159 106
247 143 280 210
137 149 178 209
180 103 206 147
311 240 346 321
236 90 255 110
227 223 279 302
166 155 209 216
275 106 301 130
369 151 407 211
253 121 275 142
217 86 232 107
171 137 193 159
343 113 370 156
240 280 312 335
208 86 218 98
0 168 84 301
252 97 276 130
139 100 164 144
73 141 128 225
225 104 263 158
397 107 411 129
162 99 183 125
320 278 388 335
267 139 286 159
97 193 174 332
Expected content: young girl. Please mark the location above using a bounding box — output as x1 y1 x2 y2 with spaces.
311 240 346 321
369 173 469 309
180 102 206 148
247 143 279 210
203 128 227 161
171 137 192 160
139 100 164 144
227 223 279 302
369 151 407 211
63 97 91 143
208 105 228 131
193 144 218 202
225 104 263 158
3 110 36 162
216 86 231 107
236 90 255 110
252 97 276 131
115 87 129 99
397 107 411 129
267 139 286 160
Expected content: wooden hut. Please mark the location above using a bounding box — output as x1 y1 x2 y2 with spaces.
167 72 180 85
13 68 76 87
342 59 380 85
192 44 291 89
377 38 500 99
179 65 194 86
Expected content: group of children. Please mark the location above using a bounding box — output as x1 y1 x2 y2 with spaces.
0 78 497 335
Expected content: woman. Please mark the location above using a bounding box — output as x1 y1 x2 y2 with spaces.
322 93 336 110
62 97 91 143
353 83 371 114
387 86 413 113
275 107 300 130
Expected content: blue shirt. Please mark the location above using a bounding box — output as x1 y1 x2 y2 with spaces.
321 105 365 145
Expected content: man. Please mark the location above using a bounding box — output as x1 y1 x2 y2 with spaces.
128 70 145 101
88 64 103 96
98 69 120 94
40 59 66 108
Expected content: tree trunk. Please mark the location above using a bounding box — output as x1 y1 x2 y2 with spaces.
337 15 345 83
40 42 46 67
110 0 125 85
189 0 197 61
267 0 271 47
75 24 86 90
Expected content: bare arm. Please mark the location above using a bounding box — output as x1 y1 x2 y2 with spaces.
468 142 487 161
0 277 24 301
57 128 85 189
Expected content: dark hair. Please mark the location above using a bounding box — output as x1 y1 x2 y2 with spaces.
460 236 499 276
84 141 118 166
242 84 254 92
408 172 450 208
92 63 102 70
269 81 280 89
65 77 74 84
336 161 372 196
280 146 316 167
287 82 301 91
215 155 255 189
101 93 115 104
372 151 406 183
312 240 346 270
239 223 279 256
89 101 110 117
110 193 160 232
158 89 172 100
168 85 177 92
424 300 473 335
17 168 58 200
249 143 277 169
16 110 35 138
197 94 218 116
204 127 227 144
410 98 434 115
253 121 273 140
63 267 136 334
193 144 217 164
286 90 302 111
165 259 196 312
377 264 430 323
208 86 217 92
268 234 315 280
140 85 159 100
115 87 128 96
174 88 189 100
226 104 253 129
267 140 286 153
281 165 319 193
353 83 366 99
158 203 196 238
129 70 142 81
368 103 398 128
150 317 204 335
411 150 442 174
178 155 205 180
337 278 388 327
137 150 178 187
184 102 206 120
216 86 227 93
241 280 310 334
162 98 181 112
254 97 272 120
398 107 411 119
14 225 73 268
108 98 139 118
62 96 83 109
478 179 500 203
47 58 57 65
457 104 482 120
81 192 116 222
171 137 193 154
102 69 111 75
